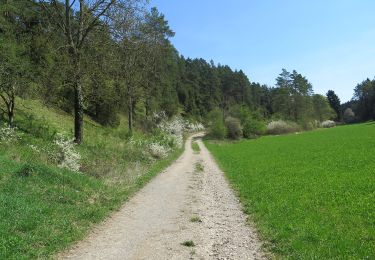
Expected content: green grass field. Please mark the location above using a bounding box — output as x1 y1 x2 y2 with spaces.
206 123 375 259
0 99 183 259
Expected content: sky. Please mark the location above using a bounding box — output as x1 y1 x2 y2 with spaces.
150 0 375 102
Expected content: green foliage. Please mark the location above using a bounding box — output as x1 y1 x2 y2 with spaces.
273 69 314 122
353 79 375 121
181 240 195 247
207 109 227 140
210 121 227 140
242 118 266 138
206 123 375 259
326 90 342 120
312 94 335 122
228 105 266 138
94 103 120 127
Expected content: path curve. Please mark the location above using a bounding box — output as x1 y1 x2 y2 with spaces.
59 133 265 260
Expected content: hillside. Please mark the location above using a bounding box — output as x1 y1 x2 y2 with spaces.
0 99 187 259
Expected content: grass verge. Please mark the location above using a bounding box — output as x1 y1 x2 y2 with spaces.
192 141 200 153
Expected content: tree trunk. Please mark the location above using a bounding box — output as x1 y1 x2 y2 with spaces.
128 96 133 135
74 82 84 144
72 51 84 144
145 95 151 120
8 102 14 128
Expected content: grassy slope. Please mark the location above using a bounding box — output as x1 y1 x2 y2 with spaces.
206 123 375 259
0 99 183 259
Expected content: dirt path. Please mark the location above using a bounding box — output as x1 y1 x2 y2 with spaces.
59 134 265 260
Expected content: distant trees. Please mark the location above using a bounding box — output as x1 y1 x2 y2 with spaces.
312 94 335 122
353 79 375 121
326 90 341 121
272 69 318 122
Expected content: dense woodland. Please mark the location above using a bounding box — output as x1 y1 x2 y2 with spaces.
0 0 374 143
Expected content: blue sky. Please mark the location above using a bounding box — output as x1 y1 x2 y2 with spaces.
151 0 375 102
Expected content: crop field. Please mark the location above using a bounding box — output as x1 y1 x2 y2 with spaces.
205 123 375 259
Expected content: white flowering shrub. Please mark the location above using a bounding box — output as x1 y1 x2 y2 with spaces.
0 125 21 144
343 108 355 123
267 120 301 135
129 112 205 160
54 133 81 172
185 122 205 132
148 143 170 159
321 120 336 128
157 116 185 149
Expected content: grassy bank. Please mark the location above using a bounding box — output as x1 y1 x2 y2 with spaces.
205 123 375 259
0 99 184 259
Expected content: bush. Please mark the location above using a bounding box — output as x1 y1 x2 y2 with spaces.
267 120 301 135
210 119 227 139
207 109 227 140
228 105 266 139
321 120 336 128
242 118 266 139
225 117 243 140
54 133 81 172
148 143 170 159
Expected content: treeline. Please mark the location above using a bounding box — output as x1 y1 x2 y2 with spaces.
1 0 370 144
342 79 375 123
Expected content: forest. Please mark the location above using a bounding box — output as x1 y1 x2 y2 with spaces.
0 0 374 143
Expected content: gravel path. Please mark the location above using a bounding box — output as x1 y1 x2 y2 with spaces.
59 133 265 260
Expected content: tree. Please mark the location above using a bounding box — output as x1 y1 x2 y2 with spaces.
111 6 145 134
84 26 120 126
140 7 175 119
40 0 145 143
290 70 313 122
40 0 113 143
353 79 375 121
326 90 341 121
312 94 334 121
0 0 32 127
273 69 314 121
